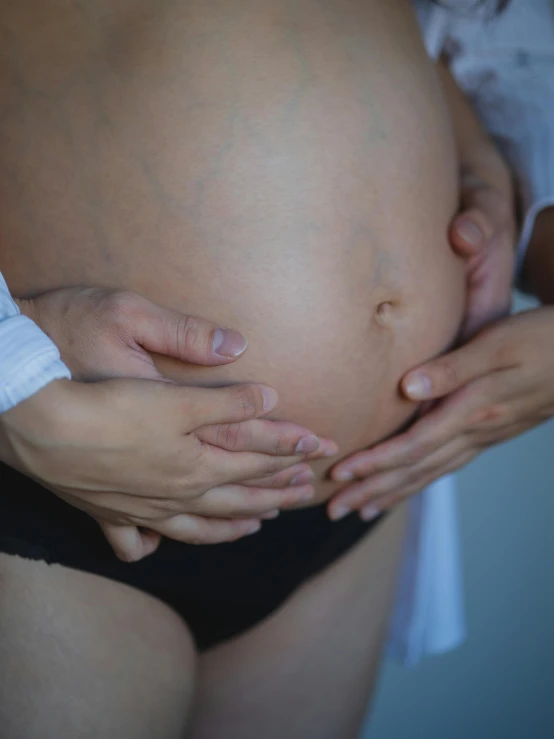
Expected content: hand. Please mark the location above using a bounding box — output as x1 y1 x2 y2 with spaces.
8 287 337 559
328 309 554 520
19 285 335 463
1 377 335 561
16 287 252 380
436 60 517 338
449 161 516 338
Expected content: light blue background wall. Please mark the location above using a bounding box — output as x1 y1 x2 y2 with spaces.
364 294 554 739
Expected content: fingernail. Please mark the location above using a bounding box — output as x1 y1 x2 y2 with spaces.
321 443 339 458
456 218 483 247
360 505 380 522
212 328 248 358
290 470 315 486
404 373 432 400
261 386 279 413
295 435 320 454
246 521 262 535
330 505 350 521
261 510 280 520
334 469 354 482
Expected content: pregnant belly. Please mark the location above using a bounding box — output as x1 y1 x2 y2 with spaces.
0 0 465 504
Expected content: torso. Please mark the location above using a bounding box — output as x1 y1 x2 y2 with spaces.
0 0 465 504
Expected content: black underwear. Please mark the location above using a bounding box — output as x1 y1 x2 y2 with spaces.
0 463 383 650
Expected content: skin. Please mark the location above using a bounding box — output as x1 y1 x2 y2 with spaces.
0 0 466 504
0 1 466 736
329 70 554 520
2 287 336 561
0 504 407 739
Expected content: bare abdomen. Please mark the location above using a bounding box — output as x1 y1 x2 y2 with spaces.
0 0 465 503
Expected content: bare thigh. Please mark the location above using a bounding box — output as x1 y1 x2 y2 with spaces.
0 554 196 739
190 504 408 739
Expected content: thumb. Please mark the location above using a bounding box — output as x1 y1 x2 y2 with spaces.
401 338 495 402
99 521 162 562
133 302 248 366
449 208 493 258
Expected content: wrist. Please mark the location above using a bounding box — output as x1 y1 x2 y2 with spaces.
0 379 75 472
438 61 513 204
460 139 514 202
13 295 39 325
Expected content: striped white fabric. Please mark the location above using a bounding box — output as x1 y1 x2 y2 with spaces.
0 273 70 413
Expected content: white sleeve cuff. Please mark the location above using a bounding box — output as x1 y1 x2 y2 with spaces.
0 314 71 413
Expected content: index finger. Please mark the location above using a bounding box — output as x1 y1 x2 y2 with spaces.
401 332 503 402
182 383 279 430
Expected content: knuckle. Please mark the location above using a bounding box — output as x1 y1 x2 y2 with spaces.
492 340 517 368
261 457 285 476
216 423 242 452
191 444 216 485
103 290 141 325
413 437 437 461
232 385 259 420
470 402 512 429
350 489 372 508
155 497 183 514
394 435 427 466
437 359 460 393
175 315 211 355
273 430 294 455
483 324 520 368
402 448 425 466
181 397 204 431
179 468 210 499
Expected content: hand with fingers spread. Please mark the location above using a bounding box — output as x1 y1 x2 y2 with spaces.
328 308 554 520
1 287 337 561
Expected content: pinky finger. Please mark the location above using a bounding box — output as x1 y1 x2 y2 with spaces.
98 521 162 563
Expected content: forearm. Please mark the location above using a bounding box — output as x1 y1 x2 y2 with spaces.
521 206 554 304
437 61 513 201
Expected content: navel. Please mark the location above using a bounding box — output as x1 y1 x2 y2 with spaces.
373 299 399 326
